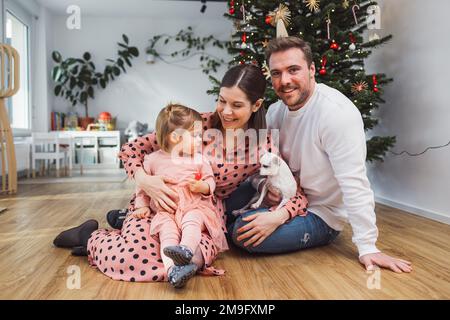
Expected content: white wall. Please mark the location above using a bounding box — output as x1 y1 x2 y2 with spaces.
32 5 53 132
50 11 232 130
366 0 450 224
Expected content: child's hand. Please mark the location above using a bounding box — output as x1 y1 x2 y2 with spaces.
187 178 210 194
132 207 151 219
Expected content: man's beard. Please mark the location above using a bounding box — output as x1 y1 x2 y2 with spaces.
281 87 311 109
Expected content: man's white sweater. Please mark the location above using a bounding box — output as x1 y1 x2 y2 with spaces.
266 83 380 257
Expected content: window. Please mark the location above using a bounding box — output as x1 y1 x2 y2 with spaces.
3 5 31 131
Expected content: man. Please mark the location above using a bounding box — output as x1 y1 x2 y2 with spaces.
228 37 412 273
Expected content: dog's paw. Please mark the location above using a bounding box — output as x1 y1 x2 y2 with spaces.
232 209 244 216
250 203 260 209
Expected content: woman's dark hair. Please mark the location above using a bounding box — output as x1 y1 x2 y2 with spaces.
212 64 267 131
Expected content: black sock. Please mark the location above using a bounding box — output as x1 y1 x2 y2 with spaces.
53 220 98 248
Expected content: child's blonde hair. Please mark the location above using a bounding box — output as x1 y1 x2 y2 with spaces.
155 103 203 152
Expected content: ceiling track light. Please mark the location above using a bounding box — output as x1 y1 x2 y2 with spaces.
200 0 207 13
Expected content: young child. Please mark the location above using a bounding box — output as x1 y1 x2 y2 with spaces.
132 103 228 288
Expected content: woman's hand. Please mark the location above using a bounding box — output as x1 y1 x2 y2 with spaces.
134 168 179 214
236 208 290 247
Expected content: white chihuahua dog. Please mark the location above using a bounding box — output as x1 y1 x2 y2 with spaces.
232 152 297 216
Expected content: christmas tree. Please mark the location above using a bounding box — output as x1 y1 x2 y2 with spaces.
148 0 395 162
219 0 395 162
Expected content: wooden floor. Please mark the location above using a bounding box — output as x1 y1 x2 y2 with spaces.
0 180 449 300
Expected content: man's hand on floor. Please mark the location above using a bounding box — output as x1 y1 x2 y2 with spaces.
360 252 412 273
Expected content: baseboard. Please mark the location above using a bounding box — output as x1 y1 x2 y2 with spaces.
375 196 450 225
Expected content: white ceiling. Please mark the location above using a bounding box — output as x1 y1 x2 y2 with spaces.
35 0 228 18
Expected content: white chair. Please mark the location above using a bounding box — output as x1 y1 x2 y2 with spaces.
31 132 74 178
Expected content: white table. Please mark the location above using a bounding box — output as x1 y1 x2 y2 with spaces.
55 131 122 171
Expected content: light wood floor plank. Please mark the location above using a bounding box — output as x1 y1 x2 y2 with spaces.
0 182 449 299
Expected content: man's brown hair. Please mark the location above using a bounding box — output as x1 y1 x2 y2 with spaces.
265 36 314 67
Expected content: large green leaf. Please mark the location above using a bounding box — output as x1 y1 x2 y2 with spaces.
88 86 94 98
52 67 62 81
113 67 121 76
69 77 77 89
80 92 88 103
129 47 139 57
122 34 129 44
83 52 91 61
54 85 62 96
52 51 62 63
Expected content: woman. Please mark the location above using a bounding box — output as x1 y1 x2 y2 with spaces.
53 64 309 282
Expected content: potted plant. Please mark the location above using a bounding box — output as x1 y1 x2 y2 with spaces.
52 34 139 129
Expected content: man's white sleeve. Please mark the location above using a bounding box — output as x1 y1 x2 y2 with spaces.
321 105 380 257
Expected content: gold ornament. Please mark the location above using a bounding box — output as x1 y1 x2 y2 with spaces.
261 39 269 48
343 0 350 9
351 81 368 94
268 4 291 37
262 62 271 80
304 0 320 13
268 4 291 27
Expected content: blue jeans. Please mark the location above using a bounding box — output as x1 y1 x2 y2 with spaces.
225 181 340 254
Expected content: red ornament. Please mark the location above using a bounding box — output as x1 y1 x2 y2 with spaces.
319 56 327 75
265 15 272 25
330 40 339 51
195 172 202 181
229 0 235 15
372 75 379 92
241 32 247 42
349 33 357 50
